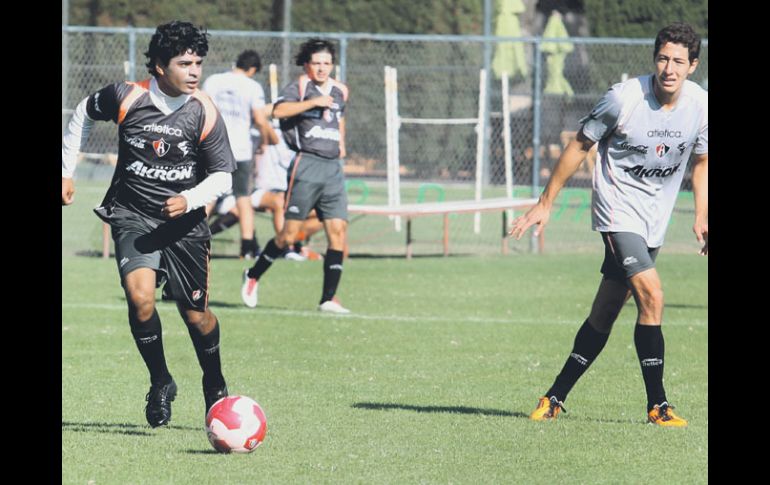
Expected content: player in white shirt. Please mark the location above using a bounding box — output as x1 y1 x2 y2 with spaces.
203 50 271 258
510 22 707 427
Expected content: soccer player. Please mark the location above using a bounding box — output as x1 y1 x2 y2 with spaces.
241 38 351 313
61 21 235 427
509 22 707 427
203 50 272 259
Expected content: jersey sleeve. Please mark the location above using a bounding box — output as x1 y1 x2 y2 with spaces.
274 81 301 106
199 115 237 174
579 86 622 142
252 82 266 110
85 83 133 123
694 101 708 155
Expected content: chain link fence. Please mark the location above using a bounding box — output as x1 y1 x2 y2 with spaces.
62 27 707 256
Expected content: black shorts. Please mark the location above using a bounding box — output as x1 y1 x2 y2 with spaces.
600 232 660 282
232 159 255 197
113 228 211 312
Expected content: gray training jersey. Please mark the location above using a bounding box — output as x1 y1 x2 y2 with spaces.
581 74 708 247
275 75 348 159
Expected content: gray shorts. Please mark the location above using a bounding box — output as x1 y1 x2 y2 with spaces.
113 229 211 311
284 152 348 221
600 232 660 282
232 159 255 197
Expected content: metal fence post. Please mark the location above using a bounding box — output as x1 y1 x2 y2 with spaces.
530 37 543 254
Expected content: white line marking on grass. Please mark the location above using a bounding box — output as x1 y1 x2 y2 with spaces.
61 303 707 327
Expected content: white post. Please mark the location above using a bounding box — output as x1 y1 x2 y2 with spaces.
474 69 487 234
384 66 401 231
502 72 514 223
269 63 279 103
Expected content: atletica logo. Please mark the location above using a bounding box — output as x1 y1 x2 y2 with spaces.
126 161 194 181
655 143 670 158
143 123 183 137
570 353 589 366
623 163 681 178
192 289 203 301
305 125 340 141
647 129 682 138
619 141 648 154
641 358 663 367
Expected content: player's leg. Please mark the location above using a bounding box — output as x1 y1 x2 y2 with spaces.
233 160 259 258
314 157 350 312
115 231 176 427
628 267 686 426
165 238 229 416
530 276 630 421
242 154 319 307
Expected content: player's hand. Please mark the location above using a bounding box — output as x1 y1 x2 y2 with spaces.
62 177 75 205
693 218 708 256
162 195 188 219
312 95 334 108
509 202 551 240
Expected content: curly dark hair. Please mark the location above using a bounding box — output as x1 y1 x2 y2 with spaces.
654 22 701 62
294 38 335 66
144 21 210 78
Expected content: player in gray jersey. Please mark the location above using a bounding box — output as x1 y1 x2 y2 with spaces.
510 23 707 427
241 38 352 314
61 21 235 428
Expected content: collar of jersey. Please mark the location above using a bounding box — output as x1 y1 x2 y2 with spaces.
149 77 192 115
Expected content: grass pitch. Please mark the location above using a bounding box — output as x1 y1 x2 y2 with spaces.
62 182 707 484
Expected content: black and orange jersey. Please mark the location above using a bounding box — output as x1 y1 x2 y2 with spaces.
275 76 347 159
87 79 235 238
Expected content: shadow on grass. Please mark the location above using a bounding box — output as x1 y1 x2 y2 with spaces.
184 449 223 455
352 402 527 418
62 421 199 436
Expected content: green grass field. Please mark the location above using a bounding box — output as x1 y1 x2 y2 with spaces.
62 180 707 484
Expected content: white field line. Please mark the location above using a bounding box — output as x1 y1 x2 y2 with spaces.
61 302 707 327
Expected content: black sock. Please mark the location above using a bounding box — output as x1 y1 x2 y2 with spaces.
546 319 611 402
129 309 172 386
634 323 667 411
209 212 238 235
187 319 226 389
320 249 344 304
247 238 284 279
240 237 259 256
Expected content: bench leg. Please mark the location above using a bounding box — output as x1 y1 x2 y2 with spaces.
443 214 449 256
406 218 412 259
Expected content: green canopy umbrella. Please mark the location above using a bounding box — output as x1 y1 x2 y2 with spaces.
492 0 528 80
542 10 574 96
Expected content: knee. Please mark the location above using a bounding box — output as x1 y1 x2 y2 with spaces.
184 310 215 334
126 290 156 321
638 287 664 311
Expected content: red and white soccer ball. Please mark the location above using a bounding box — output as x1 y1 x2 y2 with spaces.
205 395 267 453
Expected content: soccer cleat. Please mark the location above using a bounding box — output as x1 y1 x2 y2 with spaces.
241 269 258 308
529 396 566 421
145 379 177 428
648 402 688 427
203 382 229 415
283 250 307 261
300 246 323 261
318 297 351 314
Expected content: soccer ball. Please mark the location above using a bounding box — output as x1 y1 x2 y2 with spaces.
205 395 267 453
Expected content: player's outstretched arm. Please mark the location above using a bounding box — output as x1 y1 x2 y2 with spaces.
272 95 333 119
509 131 595 240
691 153 708 255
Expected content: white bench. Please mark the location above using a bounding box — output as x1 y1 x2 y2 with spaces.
348 197 542 258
